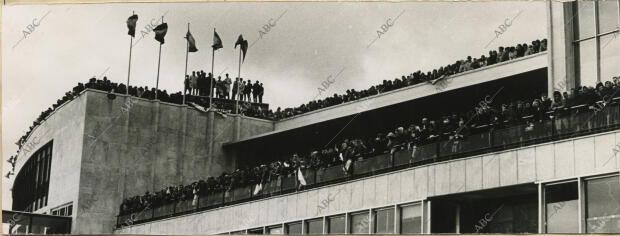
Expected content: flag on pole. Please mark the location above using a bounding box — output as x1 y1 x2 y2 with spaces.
153 23 168 44
212 30 223 50
234 34 249 62
186 30 198 52
297 168 307 186
126 14 138 37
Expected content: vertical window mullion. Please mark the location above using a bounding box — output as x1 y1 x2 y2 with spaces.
578 177 584 233
594 1 601 83
538 183 544 233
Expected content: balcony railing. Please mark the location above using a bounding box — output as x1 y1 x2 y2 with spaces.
185 95 269 113
116 101 620 229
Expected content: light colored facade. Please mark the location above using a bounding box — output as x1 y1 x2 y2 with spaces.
9 90 273 234
11 1 620 234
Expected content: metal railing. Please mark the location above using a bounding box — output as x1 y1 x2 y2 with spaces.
117 101 620 228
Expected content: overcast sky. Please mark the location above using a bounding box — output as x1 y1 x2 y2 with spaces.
2 1 547 209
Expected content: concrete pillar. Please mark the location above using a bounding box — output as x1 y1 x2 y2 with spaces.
547 1 576 96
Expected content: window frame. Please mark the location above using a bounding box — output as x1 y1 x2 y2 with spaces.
542 179 581 233
348 210 370 234
582 173 620 233
303 218 324 235
284 221 302 235
372 206 396 234
398 203 423 234
573 0 620 84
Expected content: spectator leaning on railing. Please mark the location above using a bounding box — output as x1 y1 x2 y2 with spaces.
118 73 620 218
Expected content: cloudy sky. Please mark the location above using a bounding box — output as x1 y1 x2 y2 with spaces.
2 1 547 209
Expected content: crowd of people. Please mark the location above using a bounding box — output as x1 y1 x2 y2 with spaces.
120 73 620 216
184 71 265 103
13 75 271 153
270 39 547 120
14 39 549 151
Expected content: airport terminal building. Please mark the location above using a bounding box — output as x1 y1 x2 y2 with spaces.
5 1 620 234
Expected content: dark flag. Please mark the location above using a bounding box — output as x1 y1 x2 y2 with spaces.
126 14 138 37
212 30 223 50
234 34 249 62
153 23 168 44
186 30 198 52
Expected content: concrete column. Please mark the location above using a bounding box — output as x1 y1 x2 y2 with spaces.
207 111 215 172
150 100 160 192
179 105 188 183
547 1 576 96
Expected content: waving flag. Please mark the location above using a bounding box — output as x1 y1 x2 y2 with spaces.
126 14 138 37
253 183 262 195
212 30 223 50
186 30 198 52
234 34 249 62
153 23 168 44
297 168 307 186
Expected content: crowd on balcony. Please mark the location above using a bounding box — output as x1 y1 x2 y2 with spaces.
14 39 547 157
120 73 620 216
271 39 547 119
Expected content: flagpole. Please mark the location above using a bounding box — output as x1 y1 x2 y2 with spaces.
235 48 242 114
183 23 189 105
155 15 163 100
209 28 215 110
126 11 134 95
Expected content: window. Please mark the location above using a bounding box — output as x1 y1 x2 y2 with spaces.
576 1 596 39
12 141 53 212
267 226 282 235
598 1 620 33
576 39 598 87
545 181 579 233
230 230 245 234
305 218 323 234
373 207 395 234
247 228 263 235
285 222 302 234
600 33 620 82
327 215 345 234
350 212 369 234
400 204 422 234
585 175 620 233
51 204 72 217
573 1 620 85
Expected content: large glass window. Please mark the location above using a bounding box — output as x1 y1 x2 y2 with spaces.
545 181 579 233
350 212 369 234
598 1 620 33
327 215 345 234
600 33 620 82
576 1 596 39
12 141 53 212
400 204 422 234
267 226 282 235
248 228 264 235
577 39 598 87
305 218 323 234
574 1 620 85
285 222 302 234
373 208 395 234
585 176 620 233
